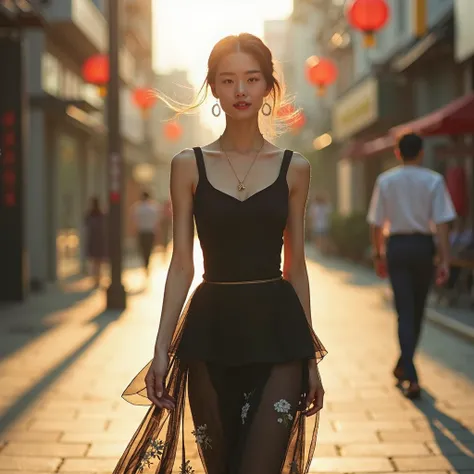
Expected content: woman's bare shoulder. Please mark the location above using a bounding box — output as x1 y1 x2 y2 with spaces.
170 149 198 186
289 151 310 175
172 148 196 164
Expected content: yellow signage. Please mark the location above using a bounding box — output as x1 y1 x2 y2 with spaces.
332 77 378 141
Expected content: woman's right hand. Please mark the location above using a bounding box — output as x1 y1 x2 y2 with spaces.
145 353 175 410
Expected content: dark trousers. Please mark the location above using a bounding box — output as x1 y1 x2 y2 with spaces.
138 231 155 270
386 234 435 383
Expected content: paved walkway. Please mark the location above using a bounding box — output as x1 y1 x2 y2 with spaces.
0 248 473 473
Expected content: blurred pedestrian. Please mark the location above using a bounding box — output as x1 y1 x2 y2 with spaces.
309 193 332 253
113 33 326 474
131 191 161 277
367 133 456 399
84 197 107 288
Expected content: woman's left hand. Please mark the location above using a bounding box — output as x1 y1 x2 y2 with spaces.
305 360 325 417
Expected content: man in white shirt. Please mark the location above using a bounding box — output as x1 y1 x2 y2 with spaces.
367 133 456 399
131 191 162 277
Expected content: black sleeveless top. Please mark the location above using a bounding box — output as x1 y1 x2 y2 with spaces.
193 147 293 282
174 147 326 366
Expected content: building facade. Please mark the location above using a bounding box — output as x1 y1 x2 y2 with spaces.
0 1 49 301
331 0 466 215
0 0 154 301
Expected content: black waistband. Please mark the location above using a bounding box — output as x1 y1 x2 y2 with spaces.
203 277 283 285
389 232 433 238
388 232 434 242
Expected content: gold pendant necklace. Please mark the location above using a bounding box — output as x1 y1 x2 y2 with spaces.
219 138 265 192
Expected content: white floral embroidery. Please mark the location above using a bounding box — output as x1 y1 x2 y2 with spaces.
192 424 212 450
241 402 250 424
274 399 291 413
274 399 293 427
241 391 254 425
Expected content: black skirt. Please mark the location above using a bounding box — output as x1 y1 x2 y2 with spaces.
113 279 327 474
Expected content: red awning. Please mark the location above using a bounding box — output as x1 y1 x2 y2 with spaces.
343 135 395 160
391 93 474 137
361 135 395 157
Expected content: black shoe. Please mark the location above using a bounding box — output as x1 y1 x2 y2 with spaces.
393 366 405 381
403 382 421 400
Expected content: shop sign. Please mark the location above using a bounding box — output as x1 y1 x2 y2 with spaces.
332 77 378 142
455 0 474 62
1 111 17 207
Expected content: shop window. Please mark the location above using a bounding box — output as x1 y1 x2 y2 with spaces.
42 52 61 96
396 0 406 35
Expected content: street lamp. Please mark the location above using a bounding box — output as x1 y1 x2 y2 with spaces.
106 0 126 309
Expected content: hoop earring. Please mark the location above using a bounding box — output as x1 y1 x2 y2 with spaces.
212 100 221 117
261 102 272 116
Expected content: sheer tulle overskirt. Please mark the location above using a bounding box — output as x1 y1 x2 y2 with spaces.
113 282 327 474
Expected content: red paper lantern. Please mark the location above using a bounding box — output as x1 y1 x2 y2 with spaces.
164 121 182 142
82 54 109 97
346 0 390 48
132 88 157 118
305 56 338 96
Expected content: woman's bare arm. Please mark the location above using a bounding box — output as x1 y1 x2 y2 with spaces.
283 153 324 415
282 153 312 327
154 149 197 357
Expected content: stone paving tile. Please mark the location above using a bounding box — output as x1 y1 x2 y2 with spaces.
309 456 394 472
0 455 62 471
58 457 123 472
314 444 339 457
322 411 372 422
316 432 380 444
379 429 474 442
425 440 474 456
368 410 431 421
28 420 107 433
86 442 129 458
333 420 416 432
38 401 117 412
394 455 474 471
0 472 57 474
1 442 88 457
60 432 133 443
327 400 409 412
0 431 62 443
340 443 431 456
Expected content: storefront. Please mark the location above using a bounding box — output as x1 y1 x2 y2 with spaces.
454 0 474 224
0 3 47 301
332 74 407 215
28 91 105 284
351 9 474 224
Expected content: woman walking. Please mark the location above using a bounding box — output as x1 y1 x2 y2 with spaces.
113 33 327 474
84 197 107 288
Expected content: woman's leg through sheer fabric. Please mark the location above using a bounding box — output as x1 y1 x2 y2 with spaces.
187 360 311 474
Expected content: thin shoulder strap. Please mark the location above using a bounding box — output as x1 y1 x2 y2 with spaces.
280 149 294 179
193 147 208 181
